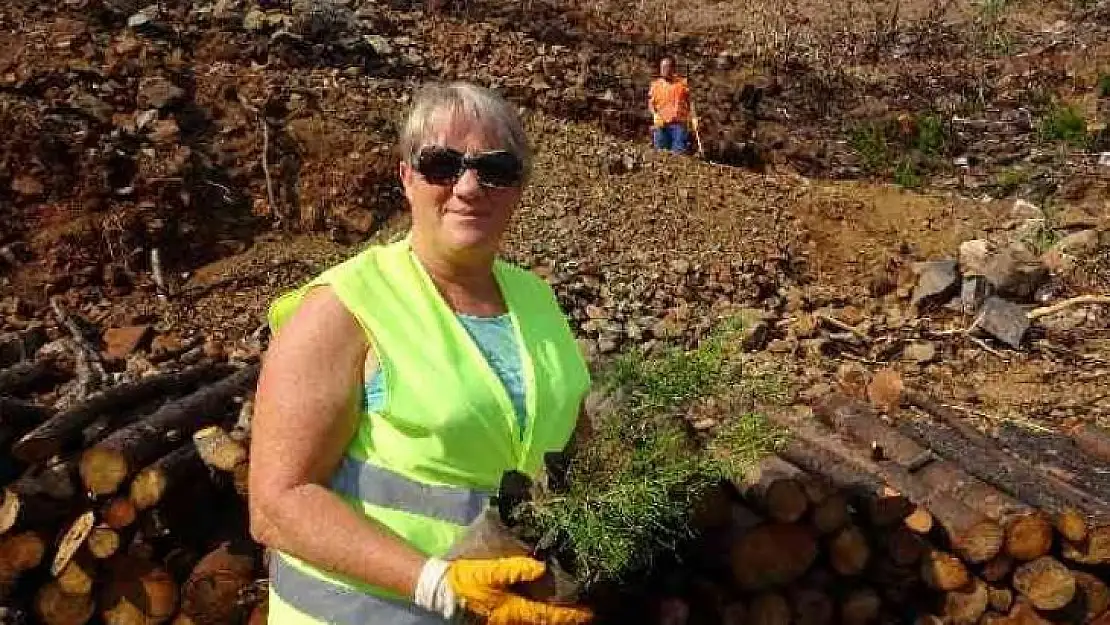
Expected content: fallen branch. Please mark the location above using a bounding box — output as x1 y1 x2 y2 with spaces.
237 95 279 221
49 298 106 392
1028 295 1110 320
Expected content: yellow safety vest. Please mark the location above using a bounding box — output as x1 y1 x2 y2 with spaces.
263 238 590 624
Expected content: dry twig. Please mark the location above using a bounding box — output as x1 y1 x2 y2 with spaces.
1028 295 1110 320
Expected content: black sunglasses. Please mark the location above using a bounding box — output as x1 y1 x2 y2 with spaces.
412 146 524 188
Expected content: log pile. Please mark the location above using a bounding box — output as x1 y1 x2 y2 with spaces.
645 393 1110 625
0 348 265 625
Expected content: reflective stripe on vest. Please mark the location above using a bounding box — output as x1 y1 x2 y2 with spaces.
270 555 445 625
328 455 490 526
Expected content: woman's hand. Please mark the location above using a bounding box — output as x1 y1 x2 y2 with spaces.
416 556 593 624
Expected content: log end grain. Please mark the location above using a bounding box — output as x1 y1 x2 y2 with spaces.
129 467 169 512
101 557 178 625
903 507 934 535
79 447 129 497
830 525 870 576
1012 556 1076 612
885 526 926 567
921 550 970 592
943 578 989 625
88 525 121 560
191 427 247 472
35 581 95 625
56 552 96 597
840 587 881 625
731 523 818 591
811 493 850 536
981 555 1014 584
0 488 18 533
789 588 834 625
101 498 138 530
955 518 1005 564
1005 514 1054 562
764 479 809 524
1055 508 1088 544
51 510 96 576
179 542 257 625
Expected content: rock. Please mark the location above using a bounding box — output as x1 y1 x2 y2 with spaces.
1052 229 1100 258
902 341 939 364
960 275 991 314
364 34 392 55
137 77 185 110
737 310 770 352
103 325 154 360
959 240 1048 302
1011 199 1044 219
972 297 1029 349
911 260 959 310
867 368 904 413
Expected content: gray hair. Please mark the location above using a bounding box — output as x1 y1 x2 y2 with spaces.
398 82 532 178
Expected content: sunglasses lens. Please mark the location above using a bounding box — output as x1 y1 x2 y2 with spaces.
416 148 463 184
473 152 523 188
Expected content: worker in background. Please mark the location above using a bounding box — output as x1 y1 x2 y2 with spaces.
648 55 699 155
249 82 594 625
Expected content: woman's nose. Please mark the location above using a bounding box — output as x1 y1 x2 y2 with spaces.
453 168 482 197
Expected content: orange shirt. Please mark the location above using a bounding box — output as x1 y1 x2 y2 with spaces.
649 77 691 124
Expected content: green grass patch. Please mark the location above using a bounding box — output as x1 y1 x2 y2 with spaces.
914 114 947 156
894 159 923 189
1038 103 1088 146
1098 73 1110 98
993 167 1031 197
516 319 787 588
849 122 892 173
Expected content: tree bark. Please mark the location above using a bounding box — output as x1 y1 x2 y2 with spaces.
0 487 80 535
1071 423 1110 465
0 397 52 450
0 359 63 397
0 530 47 601
80 365 259 496
15 363 234 464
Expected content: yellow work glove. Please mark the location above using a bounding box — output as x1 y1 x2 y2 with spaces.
414 556 593 625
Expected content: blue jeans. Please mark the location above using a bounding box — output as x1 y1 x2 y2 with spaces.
653 122 689 153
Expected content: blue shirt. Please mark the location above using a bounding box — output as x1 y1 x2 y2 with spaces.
363 313 528 438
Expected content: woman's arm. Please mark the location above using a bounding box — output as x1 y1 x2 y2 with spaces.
248 286 427 597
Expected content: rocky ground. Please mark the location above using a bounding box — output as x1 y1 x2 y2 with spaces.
1 0 1110 438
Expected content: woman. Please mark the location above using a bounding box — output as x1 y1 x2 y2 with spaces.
249 82 595 625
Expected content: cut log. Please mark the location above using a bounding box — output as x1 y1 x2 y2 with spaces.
943 577 989 625
0 530 47 600
747 593 791 625
988 585 1014 613
1007 600 1053 625
736 456 809 523
191 427 247 472
912 460 1027 524
904 506 935 534
731 523 818 591
829 525 870 576
1062 525 1110 565
35 580 95 625
88 524 121 559
51 510 96 576
840 587 881 625
178 542 257 625
100 555 179 625
8 457 81 501
129 445 212 511
789 587 834 625
921 550 970 591
899 405 1110 518
1012 556 1076 611
1056 508 1088 544
767 412 912 526
0 359 62 397
981 555 1014 583
80 364 259 496
812 395 1004 562
1072 423 1110 465
102 497 138 529
811 493 851 535
56 550 96 596
1073 572 1110 623
0 487 79 535
15 363 235 464
1004 513 1054 561
884 525 926 567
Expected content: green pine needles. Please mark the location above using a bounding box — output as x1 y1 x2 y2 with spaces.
513 319 788 589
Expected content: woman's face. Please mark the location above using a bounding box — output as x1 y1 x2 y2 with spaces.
400 112 523 259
